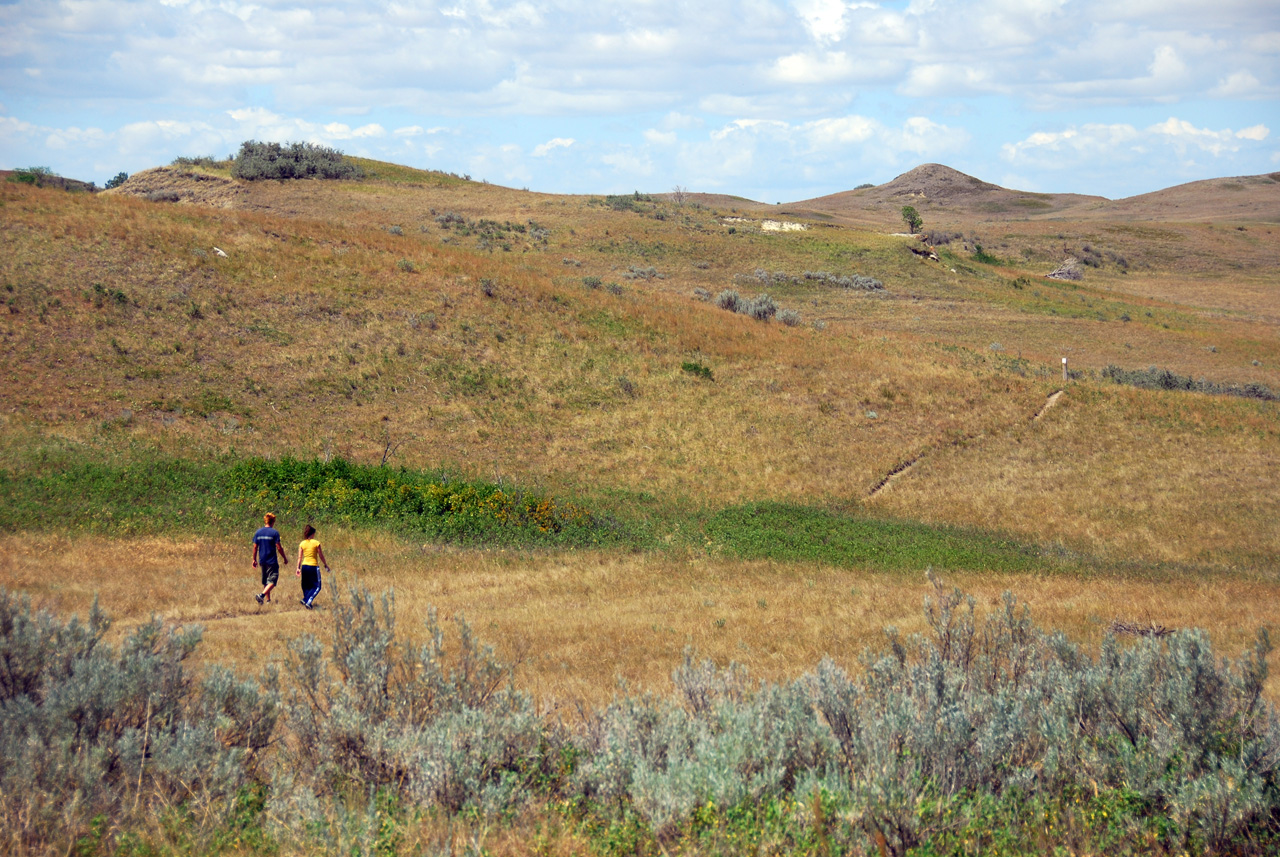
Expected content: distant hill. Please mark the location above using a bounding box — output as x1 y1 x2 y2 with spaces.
782 163 1280 227
784 164 1104 228
1061 173 1280 223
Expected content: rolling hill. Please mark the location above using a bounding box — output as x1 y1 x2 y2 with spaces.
3 156 1277 571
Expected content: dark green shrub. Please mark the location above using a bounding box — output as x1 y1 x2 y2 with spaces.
8 166 53 186
901 205 923 233
104 171 129 189
230 140 363 181
681 361 713 381
223 456 626 547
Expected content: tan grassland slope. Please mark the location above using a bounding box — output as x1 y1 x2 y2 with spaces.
3 157 1280 698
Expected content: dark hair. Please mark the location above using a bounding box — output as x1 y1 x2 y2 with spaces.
302 524 316 539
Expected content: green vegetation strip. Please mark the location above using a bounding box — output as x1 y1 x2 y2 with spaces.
705 502 1043 571
224 457 629 547
0 456 633 548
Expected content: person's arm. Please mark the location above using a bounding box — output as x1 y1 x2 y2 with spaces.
296 542 303 576
251 541 258 567
277 537 289 564
317 544 329 570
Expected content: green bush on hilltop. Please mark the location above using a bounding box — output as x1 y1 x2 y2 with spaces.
230 140 364 181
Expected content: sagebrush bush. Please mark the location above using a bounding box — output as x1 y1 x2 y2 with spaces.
231 140 364 181
1102 364 1277 402
277 586 553 824
0 589 279 855
8 577 1279 855
714 289 743 312
744 293 777 321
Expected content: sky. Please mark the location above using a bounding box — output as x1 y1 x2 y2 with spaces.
1 0 1277 202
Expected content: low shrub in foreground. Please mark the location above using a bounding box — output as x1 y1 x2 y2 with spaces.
0 589 279 856
8 579 1280 855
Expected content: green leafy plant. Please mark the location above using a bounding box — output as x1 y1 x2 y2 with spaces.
681 361 714 381
900 205 923 233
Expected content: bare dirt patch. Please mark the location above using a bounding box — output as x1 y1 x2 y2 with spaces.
103 166 246 208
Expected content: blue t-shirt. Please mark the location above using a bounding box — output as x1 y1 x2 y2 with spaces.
254 526 281 565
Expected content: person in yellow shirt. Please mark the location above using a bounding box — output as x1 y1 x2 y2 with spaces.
295 524 329 609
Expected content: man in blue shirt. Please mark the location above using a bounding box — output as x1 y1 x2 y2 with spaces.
251 512 289 605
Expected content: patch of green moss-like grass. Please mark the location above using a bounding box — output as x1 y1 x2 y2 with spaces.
703 502 1045 572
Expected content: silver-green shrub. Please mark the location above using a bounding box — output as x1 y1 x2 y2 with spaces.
231 140 363 181
0 588 278 854
714 289 743 312
278 585 551 829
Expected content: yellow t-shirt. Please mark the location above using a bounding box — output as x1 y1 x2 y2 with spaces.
298 539 322 567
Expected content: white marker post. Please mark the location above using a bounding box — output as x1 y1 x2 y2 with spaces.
1062 357 1068 382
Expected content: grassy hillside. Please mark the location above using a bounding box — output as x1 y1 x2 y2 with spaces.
5 158 1280 856
3 164 1277 568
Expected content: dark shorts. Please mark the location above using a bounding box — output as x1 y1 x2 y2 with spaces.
261 562 280 587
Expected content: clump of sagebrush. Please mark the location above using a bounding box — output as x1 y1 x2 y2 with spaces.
0 588 280 856
224 456 627 547
275 586 553 829
230 140 364 181
622 265 662 280
736 269 884 291
713 289 785 322
1102 364 1278 402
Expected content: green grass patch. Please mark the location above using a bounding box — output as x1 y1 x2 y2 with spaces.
704 502 1044 572
0 457 228 535
224 457 632 547
0 453 639 548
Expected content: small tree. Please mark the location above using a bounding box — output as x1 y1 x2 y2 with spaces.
901 205 923 233
105 171 129 189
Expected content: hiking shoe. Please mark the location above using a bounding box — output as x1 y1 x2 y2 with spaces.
255 593 264 605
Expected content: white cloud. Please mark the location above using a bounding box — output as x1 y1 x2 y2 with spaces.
532 137 575 156
772 51 856 84
1003 117 1273 171
1213 70 1263 97
643 129 677 145
794 0 851 44
601 149 655 178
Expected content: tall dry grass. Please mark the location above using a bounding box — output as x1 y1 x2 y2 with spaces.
4 531 1278 708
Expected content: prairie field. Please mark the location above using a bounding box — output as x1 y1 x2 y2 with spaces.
2 158 1279 854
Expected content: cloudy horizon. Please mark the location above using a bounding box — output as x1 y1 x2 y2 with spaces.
1 0 1276 202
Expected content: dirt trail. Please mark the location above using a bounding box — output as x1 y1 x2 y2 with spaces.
1033 389 1065 422
867 389 1066 499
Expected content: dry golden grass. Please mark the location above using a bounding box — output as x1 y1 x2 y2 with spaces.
4 531 1279 709
2 166 1278 568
